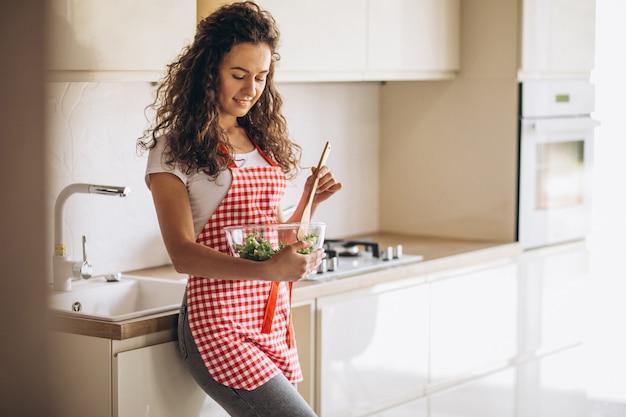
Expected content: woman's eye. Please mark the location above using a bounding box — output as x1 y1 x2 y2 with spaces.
233 75 244 80
256 78 266 83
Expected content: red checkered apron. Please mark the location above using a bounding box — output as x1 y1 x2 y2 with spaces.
186 145 302 390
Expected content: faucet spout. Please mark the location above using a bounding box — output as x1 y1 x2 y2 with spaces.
53 183 130 291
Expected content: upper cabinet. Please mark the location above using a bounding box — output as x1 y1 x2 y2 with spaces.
46 0 196 82
258 0 460 82
519 0 596 80
366 0 460 81
257 0 368 82
47 0 460 82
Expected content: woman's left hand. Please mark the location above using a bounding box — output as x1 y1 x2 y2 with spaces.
306 165 342 206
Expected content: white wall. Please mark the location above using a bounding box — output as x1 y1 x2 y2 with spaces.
45 81 380 277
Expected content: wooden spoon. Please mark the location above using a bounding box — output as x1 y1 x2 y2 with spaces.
297 141 331 241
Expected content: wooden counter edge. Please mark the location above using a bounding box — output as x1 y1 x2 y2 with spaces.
48 310 178 340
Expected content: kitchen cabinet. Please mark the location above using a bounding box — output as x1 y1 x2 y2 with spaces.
518 242 589 357
48 301 316 417
372 397 427 416
292 301 317 407
115 342 209 417
517 345 587 417
48 0 459 82
257 0 460 82
429 368 517 417
48 330 210 417
366 0 460 81
519 0 596 79
429 260 518 386
257 0 368 82
316 277 429 417
46 0 196 81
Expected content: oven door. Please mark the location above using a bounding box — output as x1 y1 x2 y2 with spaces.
518 116 598 249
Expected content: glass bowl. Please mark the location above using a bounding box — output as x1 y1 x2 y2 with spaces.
224 222 326 261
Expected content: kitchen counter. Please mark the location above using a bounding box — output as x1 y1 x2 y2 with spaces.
48 234 521 340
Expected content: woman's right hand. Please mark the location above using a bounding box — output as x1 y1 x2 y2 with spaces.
265 241 325 282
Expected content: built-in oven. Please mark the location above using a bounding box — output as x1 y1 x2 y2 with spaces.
518 80 599 249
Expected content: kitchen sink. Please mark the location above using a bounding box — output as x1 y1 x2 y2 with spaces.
48 275 186 322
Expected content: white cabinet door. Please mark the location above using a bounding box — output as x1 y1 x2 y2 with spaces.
517 346 587 417
47 0 196 81
48 332 113 417
520 0 596 79
429 261 518 385
429 368 516 417
115 341 210 417
518 242 588 356
292 301 316 408
372 397 427 417
258 0 367 82
367 0 460 80
317 278 429 417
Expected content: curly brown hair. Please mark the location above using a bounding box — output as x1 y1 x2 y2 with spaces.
138 1 301 179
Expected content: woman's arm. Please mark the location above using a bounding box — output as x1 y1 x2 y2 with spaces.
149 172 322 281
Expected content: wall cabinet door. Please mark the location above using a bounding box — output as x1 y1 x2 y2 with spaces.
258 0 459 82
47 0 196 81
258 0 367 82
317 278 429 417
366 0 460 80
429 261 518 385
520 0 596 79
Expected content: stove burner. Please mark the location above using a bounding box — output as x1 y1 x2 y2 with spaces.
324 239 380 258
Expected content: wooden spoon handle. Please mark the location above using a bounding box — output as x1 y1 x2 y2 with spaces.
297 141 331 240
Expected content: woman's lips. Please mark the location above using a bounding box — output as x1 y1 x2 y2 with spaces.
234 98 251 107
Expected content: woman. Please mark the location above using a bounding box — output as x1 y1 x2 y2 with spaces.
138 2 341 416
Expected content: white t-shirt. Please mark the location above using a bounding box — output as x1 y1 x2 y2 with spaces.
145 137 271 238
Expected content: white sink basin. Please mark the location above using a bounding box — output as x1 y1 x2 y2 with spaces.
48 275 186 322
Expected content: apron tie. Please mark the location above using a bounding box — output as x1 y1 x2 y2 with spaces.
262 281 295 348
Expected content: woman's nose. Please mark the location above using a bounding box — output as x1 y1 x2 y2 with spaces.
241 79 256 98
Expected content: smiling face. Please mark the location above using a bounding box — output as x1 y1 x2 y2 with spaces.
217 42 272 126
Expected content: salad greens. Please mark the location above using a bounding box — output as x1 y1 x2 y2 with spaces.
234 230 318 261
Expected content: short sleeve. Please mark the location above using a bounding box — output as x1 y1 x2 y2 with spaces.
144 137 188 189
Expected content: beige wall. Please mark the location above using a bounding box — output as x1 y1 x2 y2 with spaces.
379 0 520 242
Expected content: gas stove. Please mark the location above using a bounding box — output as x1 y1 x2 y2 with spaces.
305 238 424 281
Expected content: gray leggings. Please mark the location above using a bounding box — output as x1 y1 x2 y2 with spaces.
178 296 318 417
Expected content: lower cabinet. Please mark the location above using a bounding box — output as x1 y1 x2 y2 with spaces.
429 261 518 385
516 345 588 417
317 280 428 417
429 368 517 417
316 278 429 417
49 302 318 417
49 244 589 416
518 242 588 356
115 342 207 417
372 397 428 417
48 331 225 417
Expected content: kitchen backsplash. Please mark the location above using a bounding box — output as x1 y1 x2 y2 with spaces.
45 81 380 277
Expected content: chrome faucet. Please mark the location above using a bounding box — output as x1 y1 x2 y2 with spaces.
53 183 130 291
